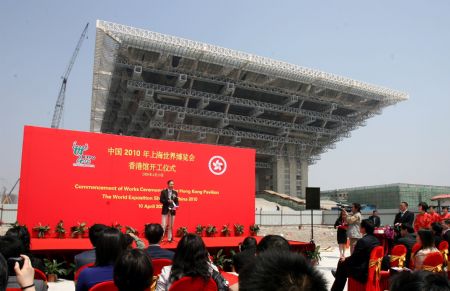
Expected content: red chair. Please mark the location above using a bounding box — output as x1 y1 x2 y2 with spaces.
152 258 172 275
348 246 384 291
89 281 119 291
421 251 444 272
6 288 22 291
380 244 407 290
410 242 422 269
169 276 217 291
74 262 95 282
34 268 47 281
438 241 448 267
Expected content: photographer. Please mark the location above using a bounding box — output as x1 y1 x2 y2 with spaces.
343 203 362 254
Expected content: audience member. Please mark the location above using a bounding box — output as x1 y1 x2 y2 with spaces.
389 270 450 291
344 203 362 254
144 224 174 260
156 234 227 291
413 228 440 270
238 250 327 291
114 249 153 291
429 206 441 224
334 209 348 259
414 202 432 232
74 224 107 270
232 237 257 273
256 235 290 253
124 233 145 249
13 255 38 291
442 220 450 248
0 236 46 291
0 253 6 291
76 227 125 291
395 223 416 268
368 210 381 227
5 225 45 272
431 222 443 247
330 219 380 291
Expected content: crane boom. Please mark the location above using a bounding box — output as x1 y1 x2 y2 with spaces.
51 23 89 128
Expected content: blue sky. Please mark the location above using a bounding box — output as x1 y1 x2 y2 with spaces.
1 0 449 193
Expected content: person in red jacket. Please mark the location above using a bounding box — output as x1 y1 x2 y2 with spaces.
440 206 450 222
428 206 441 224
414 202 432 233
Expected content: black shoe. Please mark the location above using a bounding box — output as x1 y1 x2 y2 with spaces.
331 269 336 278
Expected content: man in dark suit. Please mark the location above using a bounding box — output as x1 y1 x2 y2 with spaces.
160 179 179 242
368 210 381 227
395 223 416 268
394 201 415 227
74 224 107 270
331 219 380 291
144 223 174 260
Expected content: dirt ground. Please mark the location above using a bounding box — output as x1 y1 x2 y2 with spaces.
260 225 337 251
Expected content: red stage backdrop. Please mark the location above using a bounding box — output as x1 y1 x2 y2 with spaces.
18 126 255 235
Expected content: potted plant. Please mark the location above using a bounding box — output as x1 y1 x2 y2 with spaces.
221 224 231 237
195 224 205 236
125 226 139 236
234 224 244 236
305 246 322 265
71 222 88 238
205 225 217 237
32 223 50 238
44 259 69 282
176 226 188 237
212 249 233 271
55 220 66 238
249 224 260 236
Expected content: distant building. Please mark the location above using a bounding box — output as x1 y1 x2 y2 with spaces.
322 183 450 209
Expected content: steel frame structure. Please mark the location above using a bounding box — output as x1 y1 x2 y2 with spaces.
91 20 407 197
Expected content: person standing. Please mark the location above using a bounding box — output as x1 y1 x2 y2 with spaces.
334 209 348 259
368 210 381 228
160 180 179 242
343 203 362 254
394 202 415 226
428 206 441 224
414 202 432 233
440 206 450 222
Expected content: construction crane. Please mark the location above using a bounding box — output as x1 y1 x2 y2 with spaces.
51 23 89 128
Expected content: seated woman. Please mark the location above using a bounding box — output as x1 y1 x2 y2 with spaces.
413 228 440 270
114 249 153 291
232 237 257 273
156 233 227 291
6 225 45 272
76 227 125 291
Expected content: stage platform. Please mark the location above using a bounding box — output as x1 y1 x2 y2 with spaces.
30 236 314 253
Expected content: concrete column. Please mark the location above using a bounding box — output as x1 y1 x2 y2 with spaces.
273 158 285 194
300 159 308 199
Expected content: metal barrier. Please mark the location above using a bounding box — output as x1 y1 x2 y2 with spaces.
0 204 18 224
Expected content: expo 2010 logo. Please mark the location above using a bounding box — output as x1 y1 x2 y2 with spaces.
208 156 227 176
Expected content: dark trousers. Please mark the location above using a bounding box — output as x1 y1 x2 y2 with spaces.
331 259 349 291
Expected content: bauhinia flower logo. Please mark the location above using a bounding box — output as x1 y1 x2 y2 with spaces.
208 155 227 175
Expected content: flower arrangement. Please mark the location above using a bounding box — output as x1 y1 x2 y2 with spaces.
55 220 66 238
125 226 139 236
249 224 260 235
176 226 188 237
384 225 395 240
195 224 205 236
205 225 217 237
234 224 244 236
221 224 231 236
44 259 69 282
71 222 88 238
33 223 50 238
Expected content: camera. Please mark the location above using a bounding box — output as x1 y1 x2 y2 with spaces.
7 257 24 275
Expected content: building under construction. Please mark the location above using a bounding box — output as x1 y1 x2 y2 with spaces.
322 183 450 209
91 20 408 198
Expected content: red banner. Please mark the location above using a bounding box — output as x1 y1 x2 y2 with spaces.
18 126 255 236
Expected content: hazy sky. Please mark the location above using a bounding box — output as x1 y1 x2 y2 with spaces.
1 0 449 194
